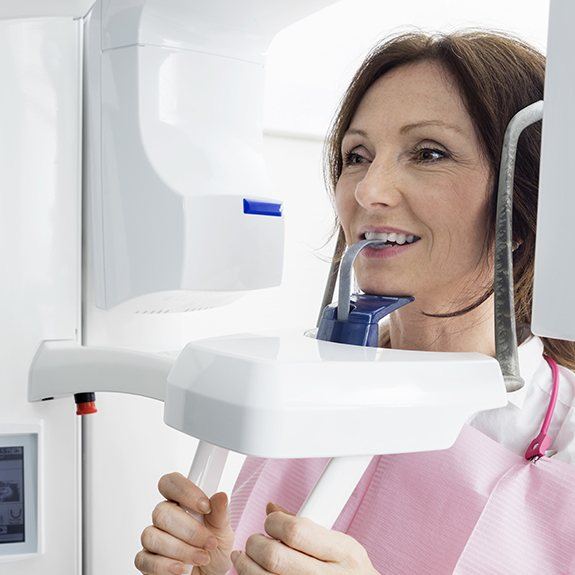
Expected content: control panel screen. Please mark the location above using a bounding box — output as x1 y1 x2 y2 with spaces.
0 446 25 544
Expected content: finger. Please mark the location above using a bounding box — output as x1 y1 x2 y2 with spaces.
134 548 188 575
245 533 323 575
264 512 351 562
204 491 230 531
231 550 271 575
141 526 211 566
265 502 293 516
158 473 212 515
152 501 218 549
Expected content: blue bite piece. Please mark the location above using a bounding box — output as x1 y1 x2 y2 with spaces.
317 294 414 347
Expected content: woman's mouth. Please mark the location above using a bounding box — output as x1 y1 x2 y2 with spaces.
361 231 421 259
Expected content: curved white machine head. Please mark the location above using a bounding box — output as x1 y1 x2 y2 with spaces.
165 328 507 458
83 0 336 312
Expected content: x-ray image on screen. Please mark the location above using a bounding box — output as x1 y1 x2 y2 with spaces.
0 447 25 544
0 482 20 502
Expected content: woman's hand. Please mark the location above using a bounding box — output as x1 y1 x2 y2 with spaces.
135 472 235 575
231 503 379 575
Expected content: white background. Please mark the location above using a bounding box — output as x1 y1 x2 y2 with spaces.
264 0 549 138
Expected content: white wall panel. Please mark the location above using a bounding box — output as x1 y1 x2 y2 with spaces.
0 17 82 575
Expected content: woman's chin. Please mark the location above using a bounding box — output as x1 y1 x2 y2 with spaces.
359 283 410 297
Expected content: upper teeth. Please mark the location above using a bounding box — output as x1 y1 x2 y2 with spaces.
365 231 418 244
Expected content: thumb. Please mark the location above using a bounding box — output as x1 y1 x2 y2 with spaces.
204 491 230 530
266 501 294 516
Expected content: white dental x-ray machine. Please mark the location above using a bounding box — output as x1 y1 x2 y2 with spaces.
2 0 574 572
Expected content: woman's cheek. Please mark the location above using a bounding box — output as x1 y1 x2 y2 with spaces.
334 191 353 240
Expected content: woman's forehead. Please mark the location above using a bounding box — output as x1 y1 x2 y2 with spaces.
349 60 474 137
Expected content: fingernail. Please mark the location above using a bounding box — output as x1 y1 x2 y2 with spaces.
204 536 218 550
198 497 211 514
231 550 240 563
169 563 185 575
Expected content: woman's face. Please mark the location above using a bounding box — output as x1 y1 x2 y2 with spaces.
335 60 493 311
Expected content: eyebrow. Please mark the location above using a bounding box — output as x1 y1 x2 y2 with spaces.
343 120 465 139
400 120 465 135
343 128 368 138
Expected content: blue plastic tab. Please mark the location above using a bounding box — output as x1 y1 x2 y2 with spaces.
317 294 415 347
243 199 283 217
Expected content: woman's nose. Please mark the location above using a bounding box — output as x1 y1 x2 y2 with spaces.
354 162 403 210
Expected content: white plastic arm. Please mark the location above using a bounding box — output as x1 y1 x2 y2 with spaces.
298 455 374 528
181 441 229 575
187 441 229 497
28 340 174 402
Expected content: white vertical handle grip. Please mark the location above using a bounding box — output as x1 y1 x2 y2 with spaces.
181 441 229 575
297 455 373 528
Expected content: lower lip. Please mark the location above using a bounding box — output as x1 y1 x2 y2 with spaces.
361 240 420 259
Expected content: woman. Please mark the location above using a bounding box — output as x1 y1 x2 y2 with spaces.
134 31 575 575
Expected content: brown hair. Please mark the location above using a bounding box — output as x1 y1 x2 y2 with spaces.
324 30 575 371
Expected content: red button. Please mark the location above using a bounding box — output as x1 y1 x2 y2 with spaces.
76 402 98 415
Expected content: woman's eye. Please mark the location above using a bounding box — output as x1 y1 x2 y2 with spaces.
342 145 449 167
412 147 449 163
343 150 368 166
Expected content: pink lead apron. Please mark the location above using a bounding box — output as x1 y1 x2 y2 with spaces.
229 356 575 574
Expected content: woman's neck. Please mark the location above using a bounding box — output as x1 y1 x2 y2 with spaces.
389 294 496 358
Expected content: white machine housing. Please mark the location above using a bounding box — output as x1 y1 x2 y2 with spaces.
27 333 508 458
165 329 508 458
84 0 290 311
532 0 575 341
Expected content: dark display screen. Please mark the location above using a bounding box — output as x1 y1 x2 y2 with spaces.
0 447 25 544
